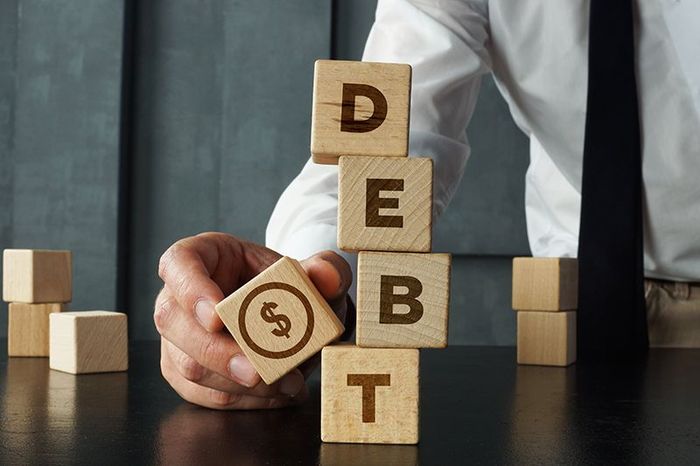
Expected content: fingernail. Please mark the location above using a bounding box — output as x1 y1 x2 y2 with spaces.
279 371 304 397
195 300 215 328
228 354 258 387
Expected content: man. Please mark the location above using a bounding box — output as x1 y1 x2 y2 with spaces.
154 0 700 409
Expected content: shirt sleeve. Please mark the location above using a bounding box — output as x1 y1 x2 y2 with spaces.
266 0 491 292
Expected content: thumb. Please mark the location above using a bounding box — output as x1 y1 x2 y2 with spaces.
300 251 353 302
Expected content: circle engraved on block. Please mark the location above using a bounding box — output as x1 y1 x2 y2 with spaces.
238 282 315 359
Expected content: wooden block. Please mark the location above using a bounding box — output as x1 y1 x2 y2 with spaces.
321 345 419 444
338 156 432 252
8 303 65 357
517 311 576 367
512 257 578 311
215 256 345 384
3 249 72 303
311 60 411 164
356 251 450 348
49 311 128 374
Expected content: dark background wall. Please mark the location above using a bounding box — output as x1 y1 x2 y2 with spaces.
0 0 530 344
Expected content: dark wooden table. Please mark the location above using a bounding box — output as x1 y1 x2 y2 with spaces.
1 340 699 465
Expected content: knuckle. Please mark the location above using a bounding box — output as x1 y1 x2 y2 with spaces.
208 388 233 409
158 240 188 281
197 336 222 366
153 294 178 334
177 352 205 383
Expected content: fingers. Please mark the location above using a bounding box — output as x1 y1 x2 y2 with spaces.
158 234 232 332
162 339 306 398
161 339 309 410
301 250 353 302
154 286 263 387
158 233 284 333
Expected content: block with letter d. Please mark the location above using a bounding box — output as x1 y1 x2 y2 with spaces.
311 60 411 164
356 251 451 348
338 156 433 252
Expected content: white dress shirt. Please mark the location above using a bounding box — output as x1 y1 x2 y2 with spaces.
267 0 700 283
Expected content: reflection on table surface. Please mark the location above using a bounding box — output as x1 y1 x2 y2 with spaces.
2 342 700 465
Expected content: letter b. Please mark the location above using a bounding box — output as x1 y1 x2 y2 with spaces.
380 275 424 324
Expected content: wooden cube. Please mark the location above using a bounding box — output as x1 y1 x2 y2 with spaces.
8 303 65 357
321 345 419 444
357 251 450 348
338 156 432 252
311 60 411 165
3 249 72 303
512 257 578 311
517 311 576 366
49 311 128 374
215 256 344 384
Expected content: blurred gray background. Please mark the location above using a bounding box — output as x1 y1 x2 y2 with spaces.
0 0 530 343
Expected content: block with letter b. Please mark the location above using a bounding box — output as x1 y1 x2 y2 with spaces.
357 251 450 348
311 60 411 164
321 345 419 444
338 156 433 252
215 256 345 384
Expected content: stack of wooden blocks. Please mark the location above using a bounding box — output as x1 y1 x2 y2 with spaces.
3 249 128 374
215 59 451 445
512 257 578 367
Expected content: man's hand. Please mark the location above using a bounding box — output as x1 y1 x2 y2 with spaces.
154 232 352 410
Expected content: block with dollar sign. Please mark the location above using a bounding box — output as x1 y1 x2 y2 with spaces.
215 256 345 384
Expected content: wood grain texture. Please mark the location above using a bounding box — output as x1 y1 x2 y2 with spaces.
7 303 65 357
49 311 128 374
517 311 576 367
357 251 450 348
338 156 432 252
311 60 411 164
321 344 419 444
3 249 72 303
215 256 344 384
512 257 578 311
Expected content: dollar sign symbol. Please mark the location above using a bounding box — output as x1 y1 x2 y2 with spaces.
260 301 291 339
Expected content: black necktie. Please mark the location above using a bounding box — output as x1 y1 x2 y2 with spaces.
578 0 648 359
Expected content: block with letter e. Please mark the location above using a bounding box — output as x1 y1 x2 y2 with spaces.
357 251 451 348
321 345 419 444
311 60 411 165
338 156 432 252
215 256 345 384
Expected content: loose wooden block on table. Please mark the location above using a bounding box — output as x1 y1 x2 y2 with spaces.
215 256 344 385
512 257 578 311
338 156 432 253
321 345 419 444
8 303 65 357
357 251 450 348
49 311 128 374
311 60 411 165
3 249 72 303
517 311 576 367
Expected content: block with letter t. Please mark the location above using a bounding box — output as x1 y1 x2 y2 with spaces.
321 345 419 444
311 60 411 164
